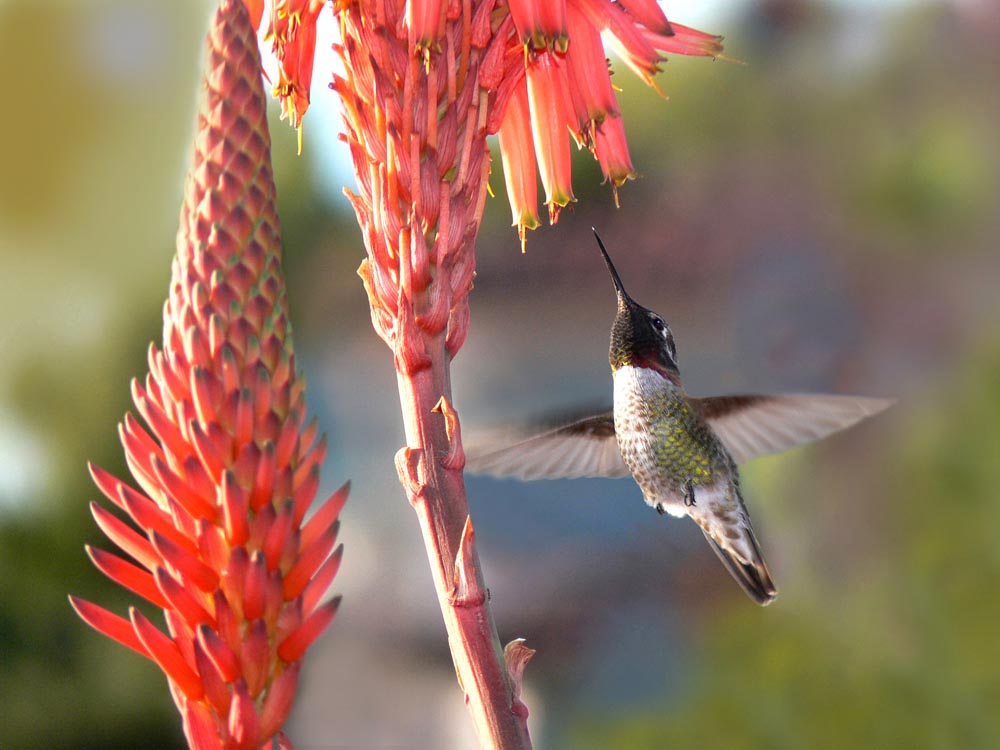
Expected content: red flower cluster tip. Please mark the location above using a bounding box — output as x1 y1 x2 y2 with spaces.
256 0 722 250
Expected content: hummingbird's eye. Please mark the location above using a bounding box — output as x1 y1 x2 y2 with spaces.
651 316 665 332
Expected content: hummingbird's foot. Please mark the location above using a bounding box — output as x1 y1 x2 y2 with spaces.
655 503 666 516
684 480 696 507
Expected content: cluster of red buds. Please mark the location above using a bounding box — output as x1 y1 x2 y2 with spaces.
71 3 346 748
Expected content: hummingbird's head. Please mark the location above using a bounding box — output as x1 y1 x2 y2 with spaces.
594 230 679 378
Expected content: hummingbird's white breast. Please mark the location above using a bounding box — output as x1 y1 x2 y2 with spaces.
612 364 688 517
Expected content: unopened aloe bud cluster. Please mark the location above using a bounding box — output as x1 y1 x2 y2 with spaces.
71 3 345 748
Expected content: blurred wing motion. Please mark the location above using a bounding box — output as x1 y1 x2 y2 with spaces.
465 412 629 480
693 394 894 465
466 394 893 480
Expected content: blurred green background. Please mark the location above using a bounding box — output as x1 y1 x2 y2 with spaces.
1 0 998 748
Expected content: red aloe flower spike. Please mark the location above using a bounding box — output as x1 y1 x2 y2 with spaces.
497 79 541 250
71 2 346 748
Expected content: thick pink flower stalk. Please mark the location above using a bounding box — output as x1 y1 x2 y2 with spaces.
69 2 346 748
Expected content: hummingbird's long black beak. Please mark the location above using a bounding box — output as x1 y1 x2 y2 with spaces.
593 228 632 303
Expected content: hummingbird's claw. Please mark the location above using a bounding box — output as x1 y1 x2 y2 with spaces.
655 503 666 516
684 480 697 507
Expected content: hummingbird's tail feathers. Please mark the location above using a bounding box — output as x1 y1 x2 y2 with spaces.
465 412 631 480
693 394 894 464
701 529 778 606
688 485 778 606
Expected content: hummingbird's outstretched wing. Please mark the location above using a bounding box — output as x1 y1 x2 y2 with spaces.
465 412 630 480
692 394 893 465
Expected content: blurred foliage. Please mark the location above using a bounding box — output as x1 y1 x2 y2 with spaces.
568 344 1000 750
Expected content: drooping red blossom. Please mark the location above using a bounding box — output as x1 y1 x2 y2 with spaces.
259 0 722 244
262 0 328 140
70 3 345 748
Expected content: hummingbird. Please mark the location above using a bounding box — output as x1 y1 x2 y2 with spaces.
467 231 892 606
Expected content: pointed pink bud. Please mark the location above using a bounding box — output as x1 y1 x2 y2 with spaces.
250 440 277 511
192 639 233 717
130 607 204 701
88 463 131 512
86 546 168 608
69 596 150 658
133 383 190 462
189 422 227 481
645 22 725 58
277 596 340 663
220 546 250 621
259 662 300 740
241 619 270 697
154 567 213 626
182 699 223 750
249 502 276 553
497 79 541 249
300 482 349 551
283 523 338 601
151 455 218 521
292 464 320 524
301 544 343 615
524 50 576 223
197 624 242 683
117 480 198 555
616 0 672 35
221 470 250 546
263 501 295 571
196 520 229 572
151 531 220 592
90 502 159 571
593 114 636 199
244 551 269 621
228 679 260 750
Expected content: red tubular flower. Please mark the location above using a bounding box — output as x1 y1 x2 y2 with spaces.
645 21 726 58
508 0 569 52
497 80 542 250
70 3 346 748
593 113 636 203
265 0 326 136
407 0 444 55
616 0 672 35
525 49 577 222
257 1 722 245
564 5 619 136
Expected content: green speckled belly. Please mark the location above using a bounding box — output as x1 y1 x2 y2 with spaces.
613 364 732 509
